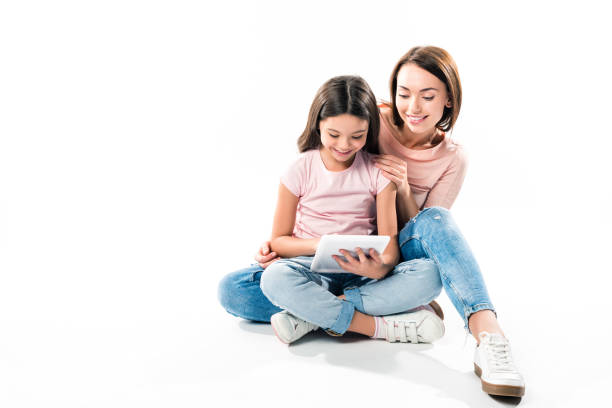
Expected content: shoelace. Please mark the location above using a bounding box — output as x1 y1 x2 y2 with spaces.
484 336 516 372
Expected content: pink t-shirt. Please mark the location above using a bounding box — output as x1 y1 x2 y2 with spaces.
379 107 468 209
281 149 390 239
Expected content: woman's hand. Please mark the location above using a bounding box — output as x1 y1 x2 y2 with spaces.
373 154 409 195
255 240 280 269
332 248 392 280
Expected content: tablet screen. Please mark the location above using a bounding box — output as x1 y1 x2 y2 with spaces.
311 235 390 273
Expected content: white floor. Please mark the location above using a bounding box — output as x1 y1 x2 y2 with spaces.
2 272 607 407
2 1 612 406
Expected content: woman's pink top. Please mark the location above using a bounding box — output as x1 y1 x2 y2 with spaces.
378 107 468 210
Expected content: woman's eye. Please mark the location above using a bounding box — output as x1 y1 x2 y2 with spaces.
398 94 409 99
423 96 434 101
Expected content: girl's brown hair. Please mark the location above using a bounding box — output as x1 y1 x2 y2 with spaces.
389 46 462 132
297 75 380 154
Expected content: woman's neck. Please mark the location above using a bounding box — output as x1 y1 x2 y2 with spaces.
398 126 443 150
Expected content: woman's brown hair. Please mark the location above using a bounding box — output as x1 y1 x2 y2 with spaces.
297 75 380 154
389 46 462 132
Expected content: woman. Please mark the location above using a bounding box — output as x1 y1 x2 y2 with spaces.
218 46 525 398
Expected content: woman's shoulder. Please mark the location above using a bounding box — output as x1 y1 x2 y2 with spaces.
442 138 468 169
378 103 393 123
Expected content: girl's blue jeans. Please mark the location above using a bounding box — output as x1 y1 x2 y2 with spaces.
217 207 495 332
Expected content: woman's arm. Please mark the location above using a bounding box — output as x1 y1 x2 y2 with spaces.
422 152 468 209
395 185 419 227
373 155 419 226
269 183 319 258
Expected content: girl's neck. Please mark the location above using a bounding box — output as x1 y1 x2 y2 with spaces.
319 147 358 172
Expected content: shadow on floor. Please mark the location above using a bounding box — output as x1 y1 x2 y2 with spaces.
238 321 523 406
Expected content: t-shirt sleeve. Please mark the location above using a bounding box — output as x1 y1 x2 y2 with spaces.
423 146 468 209
375 166 391 195
364 152 391 194
280 155 306 198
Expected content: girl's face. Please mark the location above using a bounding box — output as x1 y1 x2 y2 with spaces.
395 63 451 135
319 114 368 171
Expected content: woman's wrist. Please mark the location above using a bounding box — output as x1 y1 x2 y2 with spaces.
397 184 411 198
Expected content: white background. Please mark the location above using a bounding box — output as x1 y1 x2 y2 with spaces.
1 0 611 406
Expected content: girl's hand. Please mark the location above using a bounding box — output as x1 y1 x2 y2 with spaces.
332 248 392 280
255 241 280 269
373 155 409 195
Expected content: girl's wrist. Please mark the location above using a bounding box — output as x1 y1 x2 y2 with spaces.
311 238 320 254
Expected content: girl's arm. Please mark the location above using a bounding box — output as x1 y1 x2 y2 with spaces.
269 183 319 258
376 182 400 268
332 182 399 280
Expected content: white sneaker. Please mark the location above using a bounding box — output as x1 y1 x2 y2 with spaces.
381 309 445 343
270 311 318 344
474 332 525 397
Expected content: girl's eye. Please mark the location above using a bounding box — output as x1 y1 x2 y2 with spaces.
329 134 340 138
352 135 364 140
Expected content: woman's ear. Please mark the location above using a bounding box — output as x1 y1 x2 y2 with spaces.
445 99 452 108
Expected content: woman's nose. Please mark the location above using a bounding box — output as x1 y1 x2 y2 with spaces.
409 97 421 113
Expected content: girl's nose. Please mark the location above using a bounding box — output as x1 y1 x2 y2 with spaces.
340 137 352 148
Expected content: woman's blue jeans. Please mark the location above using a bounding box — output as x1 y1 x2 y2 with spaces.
217 206 495 330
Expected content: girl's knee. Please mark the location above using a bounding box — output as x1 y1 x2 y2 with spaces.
218 267 260 307
260 262 297 301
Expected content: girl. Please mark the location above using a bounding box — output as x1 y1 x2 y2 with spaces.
241 75 445 345
218 47 525 397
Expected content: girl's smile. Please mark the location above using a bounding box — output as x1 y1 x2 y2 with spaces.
319 114 368 171
332 147 354 156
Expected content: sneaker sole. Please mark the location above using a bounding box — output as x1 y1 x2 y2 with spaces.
428 300 444 320
270 315 291 345
474 363 525 397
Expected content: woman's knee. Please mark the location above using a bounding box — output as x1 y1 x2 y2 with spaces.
400 206 454 239
395 259 443 297
417 206 451 223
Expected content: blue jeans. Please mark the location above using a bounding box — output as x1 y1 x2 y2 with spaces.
217 206 495 329
399 207 495 328
259 256 441 334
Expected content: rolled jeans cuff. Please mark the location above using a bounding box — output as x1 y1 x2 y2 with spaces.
464 303 497 332
343 286 365 313
327 300 355 335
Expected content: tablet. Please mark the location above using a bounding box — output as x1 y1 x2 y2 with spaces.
310 235 391 273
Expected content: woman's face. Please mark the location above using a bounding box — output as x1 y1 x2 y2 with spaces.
395 63 451 135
